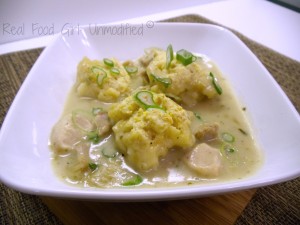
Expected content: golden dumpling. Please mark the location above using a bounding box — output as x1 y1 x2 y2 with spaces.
108 91 195 171
76 57 131 102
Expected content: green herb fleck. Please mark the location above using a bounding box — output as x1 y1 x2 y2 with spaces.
86 131 101 144
222 143 236 154
88 163 98 171
209 72 222 95
238 128 247 135
121 175 143 186
194 112 202 120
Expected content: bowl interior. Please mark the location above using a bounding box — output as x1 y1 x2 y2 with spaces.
0 23 299 200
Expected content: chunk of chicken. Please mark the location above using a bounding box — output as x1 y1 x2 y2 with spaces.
94 112 111 136
184 143 222 177
138 49 155 67
51 111 111 154
51 114 87 153
51 111 112 172
194 123 219 141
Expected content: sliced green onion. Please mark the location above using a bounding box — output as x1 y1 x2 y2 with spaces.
88 163 98 171
121 175 143 186
103 58 114 67
97 73 107 86
125 66 138 75
166 44 174 69
134 91 155 109
194 112 202 120
72 110 95 132
110 67 120 75
150 74 172 88
92 107 103 115
166 93 182 103
102 148 118 158
222 132 235 143
92 66 107 86
176 49 195 66
92 66 104 74
146 107 165 113
134 91 164 111
209 72 222 95
86 131 101 144
222 143 235 154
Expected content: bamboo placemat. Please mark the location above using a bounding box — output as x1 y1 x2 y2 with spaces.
0 15 299 225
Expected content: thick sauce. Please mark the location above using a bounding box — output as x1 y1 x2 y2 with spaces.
50 49 262 188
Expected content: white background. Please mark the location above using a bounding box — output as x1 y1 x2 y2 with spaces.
0 0 299 62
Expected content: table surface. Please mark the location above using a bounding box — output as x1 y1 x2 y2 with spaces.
41 190 256 225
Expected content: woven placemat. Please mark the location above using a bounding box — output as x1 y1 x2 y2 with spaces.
0 15 299 225
0 49 63 225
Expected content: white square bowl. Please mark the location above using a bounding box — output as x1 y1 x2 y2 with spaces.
0 23 299 201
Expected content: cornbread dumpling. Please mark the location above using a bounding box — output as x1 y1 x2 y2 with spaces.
108 91 195 171
145 48 222 105
76 57 131 102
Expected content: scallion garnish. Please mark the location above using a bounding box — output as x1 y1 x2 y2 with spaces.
222 143 235 154
88 163 98 171
134 91 163 110
125 66 138 75
92 66 104 74
150 74 172 88
176 49 195 66
121 175 143 186
103 58 114 67
92 67 107 86
110 67 120 75
194 112 202 120
86 131 101 144
146 107 166 113
209 72 222 95
166 44 174 69
222 132 235 143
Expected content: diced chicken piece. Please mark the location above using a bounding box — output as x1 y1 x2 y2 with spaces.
94 112 111 136
194 123 219 141
72 112 95 132
138 50 155 67
51 114 83 153
184 143 222 177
